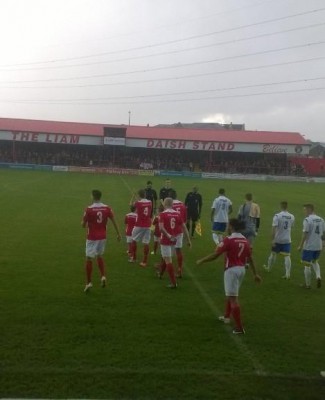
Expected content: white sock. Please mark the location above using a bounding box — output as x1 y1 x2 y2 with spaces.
212 233 219 245
267 252 276 269
304 266 311 287
312 262 321 279
284 256 291 278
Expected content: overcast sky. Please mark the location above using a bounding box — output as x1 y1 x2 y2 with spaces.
1 0 325 142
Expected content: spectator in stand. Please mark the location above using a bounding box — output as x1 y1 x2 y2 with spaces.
144 180 158 217
159 178 177 204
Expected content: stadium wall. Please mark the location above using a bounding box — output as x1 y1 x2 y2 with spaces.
1 162 324 183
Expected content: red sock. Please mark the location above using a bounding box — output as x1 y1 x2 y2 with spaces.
131 241 137 260
160 260 166 276
128 242 133 256
153 241 158 254
176 249 183 274
97 256 105 277
231 303 243 330
166 263 176 286
225 299 232 318
85 260 93 283
143 244 149 263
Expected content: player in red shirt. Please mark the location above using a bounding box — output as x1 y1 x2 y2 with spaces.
82 190 121 292
159 197 191 288
151 204 164 255
130 189 153 267
172 198 188 278
124 205 137 258
196 218 261 334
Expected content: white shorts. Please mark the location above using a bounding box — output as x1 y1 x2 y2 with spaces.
175 233 183 249
86 239 106 258
126 235 133 244
224 266 246 297
132 226 151 244
160 244 175 258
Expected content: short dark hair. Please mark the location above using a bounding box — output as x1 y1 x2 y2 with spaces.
245 193 253 201
147 180 152 185
138 189 146 198
280 201 288 209
92 190 102 201
229 218 246 232
303 203 314 212
219 188 225 194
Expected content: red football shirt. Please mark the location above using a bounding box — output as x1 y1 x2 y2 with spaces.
215 233 251 269
134 199 152 228
172 200 187 234
159 208 183 245
83 202 114 240
152 215 160 237
124 212 137 236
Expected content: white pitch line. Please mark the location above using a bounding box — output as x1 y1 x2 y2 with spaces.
185 266 267 376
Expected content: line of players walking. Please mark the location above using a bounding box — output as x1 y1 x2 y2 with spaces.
81 180 324 334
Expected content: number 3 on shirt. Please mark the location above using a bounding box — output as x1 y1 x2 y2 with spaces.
97 211 103 223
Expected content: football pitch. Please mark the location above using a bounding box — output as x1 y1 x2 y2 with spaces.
0 169 324 400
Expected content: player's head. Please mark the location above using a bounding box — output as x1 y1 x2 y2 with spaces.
219 188 225 195
228 218 246 233
146 180 152 188
303 203 314 215
280 201 288 210
164 197 173 209
92 190 102 201
130 205 136 212
193 186 198 193
245 193 253 201
138 189 146 199
165 178 171 188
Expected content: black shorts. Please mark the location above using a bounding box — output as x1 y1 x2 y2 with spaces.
187 210 199 222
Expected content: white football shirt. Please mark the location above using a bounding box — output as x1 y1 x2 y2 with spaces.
302 214 325 251
211 195 232 223
272 211 295 244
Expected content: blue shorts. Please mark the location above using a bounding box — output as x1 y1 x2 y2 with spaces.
272 243 291 255
301 250 321 264
212 222 227 233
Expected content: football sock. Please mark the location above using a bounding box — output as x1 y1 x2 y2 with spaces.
312 262 321 279
176 249 183 274
131 241 137 260
212 233 219 245
304 266 311 287
127 242 133 256
231 302 243 330
166 263 176 286
86 260 93 284
225 299 232 318
97 256 105 277
143 244 149 263
284 256 291 278
267 252 276 269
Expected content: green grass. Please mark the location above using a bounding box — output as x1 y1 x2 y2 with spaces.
0 169 324 399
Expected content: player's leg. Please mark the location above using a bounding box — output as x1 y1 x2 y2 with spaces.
311 253 321 287
264 246 277 271
301 250 312 288
161 246 177 287
130 227 140 262
152 235 159 255
175 234 184 277
283 255 291 279
140 228 151 267
84 240 95 292
96 240 107 287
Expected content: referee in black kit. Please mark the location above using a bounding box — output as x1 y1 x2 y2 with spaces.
159 178 177 204
185 186 202 238
144 180 158 216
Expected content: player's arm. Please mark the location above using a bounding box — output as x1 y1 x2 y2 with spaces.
110 216 122 241
298 231 308 250
247 254 262 283
81 211 87 228
159 221 174 241
182 222 192 248
271 226 276 243
210 208 215 223
228 204 233 215
196 251 220 265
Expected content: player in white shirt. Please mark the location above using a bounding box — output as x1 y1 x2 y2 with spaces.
211 188 232 244
297 204 325 289
264 201 295 279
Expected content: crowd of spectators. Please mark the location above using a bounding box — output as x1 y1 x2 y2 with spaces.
0 141 307 176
